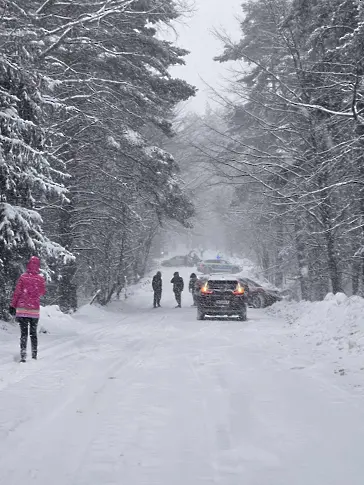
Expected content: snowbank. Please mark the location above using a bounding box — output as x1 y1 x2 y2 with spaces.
0 303 106 338
40 305 79 335
0 305 79 337
267 292 364 355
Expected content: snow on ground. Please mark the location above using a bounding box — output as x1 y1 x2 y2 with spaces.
1 267 364 484
266 292 364 390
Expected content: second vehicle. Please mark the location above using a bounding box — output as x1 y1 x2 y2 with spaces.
239 277 282 308
196 259 241 274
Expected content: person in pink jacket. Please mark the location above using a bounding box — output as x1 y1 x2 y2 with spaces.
10 256 46 362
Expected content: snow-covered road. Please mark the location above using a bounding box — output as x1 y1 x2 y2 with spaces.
1 270 364 484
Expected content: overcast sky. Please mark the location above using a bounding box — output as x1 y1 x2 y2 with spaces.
169 0 243 113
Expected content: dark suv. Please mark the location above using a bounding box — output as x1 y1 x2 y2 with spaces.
195 275 248 321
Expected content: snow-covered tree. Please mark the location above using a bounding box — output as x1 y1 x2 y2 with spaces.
0 2 70 318
0 0 196 313
28 0 195 306
213 0 364 298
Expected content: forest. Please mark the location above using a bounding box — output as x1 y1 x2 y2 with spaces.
1 0 364 319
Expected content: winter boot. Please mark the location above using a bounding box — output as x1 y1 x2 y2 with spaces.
20 347 27 362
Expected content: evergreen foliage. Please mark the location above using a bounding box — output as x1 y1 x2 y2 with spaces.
213 0 364 298
0 0 196 316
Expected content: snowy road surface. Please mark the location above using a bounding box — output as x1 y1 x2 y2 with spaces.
1 270 364 484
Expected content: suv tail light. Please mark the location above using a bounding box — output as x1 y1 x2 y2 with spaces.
233 284 245 296
201 283 213 294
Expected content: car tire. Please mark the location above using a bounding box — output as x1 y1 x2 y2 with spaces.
251 293 265 309
197 308 205 320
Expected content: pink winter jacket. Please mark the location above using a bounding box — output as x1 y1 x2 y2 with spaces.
11 257 46 319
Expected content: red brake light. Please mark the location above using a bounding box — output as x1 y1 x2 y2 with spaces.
201 283 213 294
233 284 245 296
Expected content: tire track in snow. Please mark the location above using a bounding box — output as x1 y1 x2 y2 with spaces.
0 331 164 484
0 310 155 393
0 311 166 446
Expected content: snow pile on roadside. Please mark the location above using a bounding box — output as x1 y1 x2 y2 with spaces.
267 292 364 354
1 305 87 337
41 303 118 334
39 305 79 335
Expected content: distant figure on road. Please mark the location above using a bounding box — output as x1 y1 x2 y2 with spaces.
152 271 162 308
189 273 198 306
9 256 46 362
171 271 184 308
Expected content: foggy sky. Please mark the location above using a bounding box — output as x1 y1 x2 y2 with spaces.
170 0 243 113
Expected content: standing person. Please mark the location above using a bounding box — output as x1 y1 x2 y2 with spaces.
189 273 198 306
9 256 46 362
171 271 184 308
152 271 162 308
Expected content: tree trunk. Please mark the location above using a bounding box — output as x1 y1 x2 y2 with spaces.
318 123 342 294
352 258 361 295
58 200 78 313
274 221 284 288
320 201 342 294
294 221 310 300
325 231 342 294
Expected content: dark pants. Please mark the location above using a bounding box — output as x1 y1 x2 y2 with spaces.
174 290 182 307
17 318 39 359
153 291 162 307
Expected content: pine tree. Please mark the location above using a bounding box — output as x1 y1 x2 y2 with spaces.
0 2 70 318
214 0 364 297
30 0 196 305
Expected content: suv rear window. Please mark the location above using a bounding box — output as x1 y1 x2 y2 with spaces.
208 280 237 290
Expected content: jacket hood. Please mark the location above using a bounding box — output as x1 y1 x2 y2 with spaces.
156 271 162 277
174 272 179 276
26 256 40 274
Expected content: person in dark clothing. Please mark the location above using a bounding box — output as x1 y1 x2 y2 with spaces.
189 273 198 306
170 271 184 308
152 271 162 308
